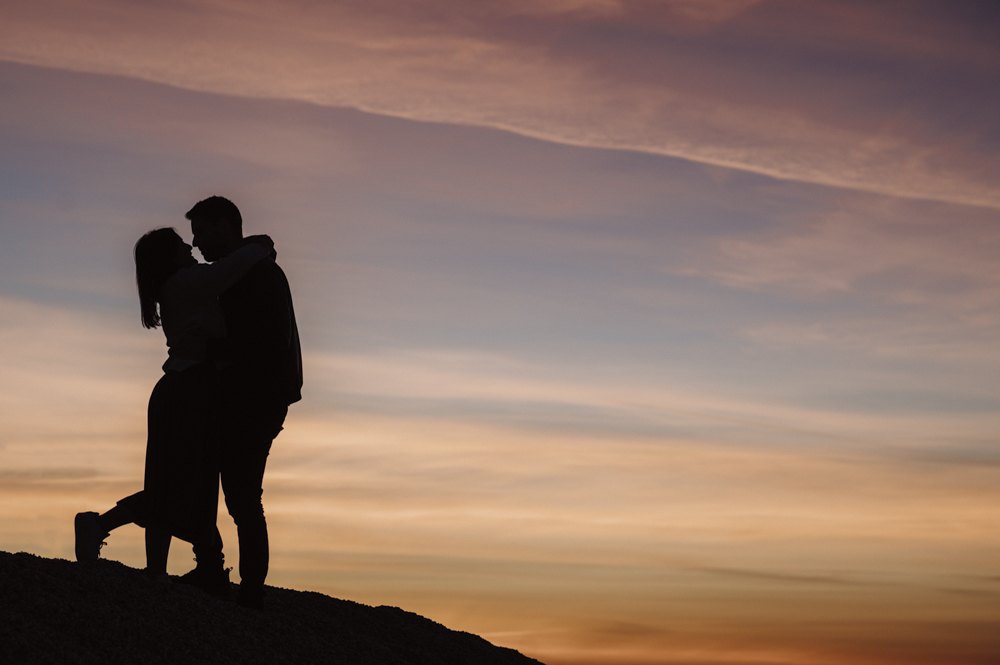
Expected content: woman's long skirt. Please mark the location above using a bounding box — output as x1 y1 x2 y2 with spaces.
124 360 220 544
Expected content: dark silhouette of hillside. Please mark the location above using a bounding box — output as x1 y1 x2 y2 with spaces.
0 551 543 665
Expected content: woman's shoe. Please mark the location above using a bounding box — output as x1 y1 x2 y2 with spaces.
74 512 109 562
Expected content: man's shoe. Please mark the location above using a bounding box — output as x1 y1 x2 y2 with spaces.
177 565 233 599
237 585 265 610
74 512 109 563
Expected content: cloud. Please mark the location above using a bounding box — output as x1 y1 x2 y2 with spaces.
2 0 998 208
667 191 1000 371
298 345 1000 469
663 0 764 22
0 468 99 484
690 565 856 586
679 197 1000 302
303 349 870 441
0 295 158 462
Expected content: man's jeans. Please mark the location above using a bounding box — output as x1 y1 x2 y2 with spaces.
197 403 287 590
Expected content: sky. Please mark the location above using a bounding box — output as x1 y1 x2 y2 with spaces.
1 0 999 663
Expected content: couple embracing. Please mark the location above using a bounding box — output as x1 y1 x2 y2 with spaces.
74 196 302 610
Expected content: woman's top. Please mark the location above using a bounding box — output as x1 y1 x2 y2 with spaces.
159 243 270 372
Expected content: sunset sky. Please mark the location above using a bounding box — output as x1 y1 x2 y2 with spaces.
1 1 999 663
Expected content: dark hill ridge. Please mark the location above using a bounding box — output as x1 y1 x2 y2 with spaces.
0 551 543 665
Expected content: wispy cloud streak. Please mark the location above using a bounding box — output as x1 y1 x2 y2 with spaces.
1 0 998 207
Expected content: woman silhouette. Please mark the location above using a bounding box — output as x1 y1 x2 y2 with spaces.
74 227 273 587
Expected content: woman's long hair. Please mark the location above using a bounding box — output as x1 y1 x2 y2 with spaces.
134 227 182 329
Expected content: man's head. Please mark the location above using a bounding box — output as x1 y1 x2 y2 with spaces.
186 196 243 261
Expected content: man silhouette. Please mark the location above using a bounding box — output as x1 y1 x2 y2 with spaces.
184 196 302 609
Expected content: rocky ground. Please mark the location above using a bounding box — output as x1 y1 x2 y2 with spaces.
0 551 543 665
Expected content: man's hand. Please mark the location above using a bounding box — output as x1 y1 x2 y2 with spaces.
244 234 277 260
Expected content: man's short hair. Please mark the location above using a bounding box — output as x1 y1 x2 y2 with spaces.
186 196 243 233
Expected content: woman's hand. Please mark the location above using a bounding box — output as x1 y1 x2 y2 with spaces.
243 234 277 260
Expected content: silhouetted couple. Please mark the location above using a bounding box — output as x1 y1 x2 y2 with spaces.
74 196 302 610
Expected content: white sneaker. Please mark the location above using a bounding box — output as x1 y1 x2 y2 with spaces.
74 511 109 562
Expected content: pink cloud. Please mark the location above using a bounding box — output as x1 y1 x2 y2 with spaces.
2 0 998 208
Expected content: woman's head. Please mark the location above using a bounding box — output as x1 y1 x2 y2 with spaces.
134 227 188 329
